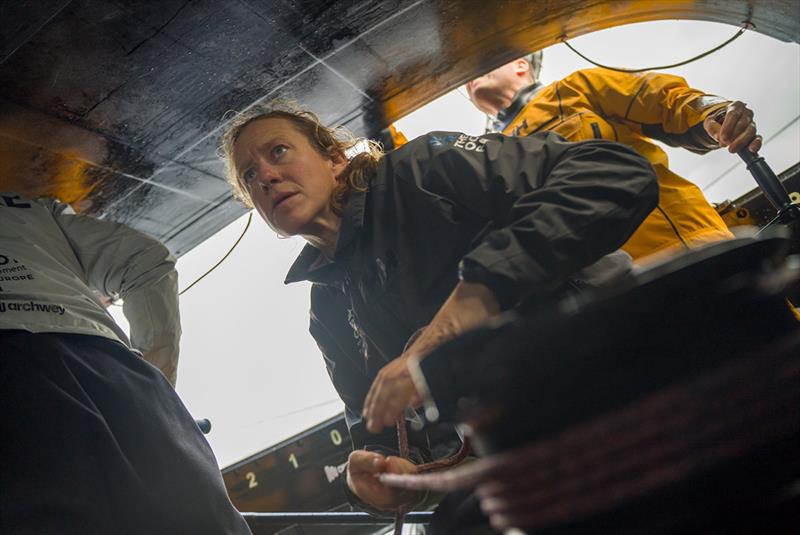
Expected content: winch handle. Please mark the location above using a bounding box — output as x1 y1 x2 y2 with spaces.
736 147 793 213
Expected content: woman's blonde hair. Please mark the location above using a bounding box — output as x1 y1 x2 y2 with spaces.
221 100 383 214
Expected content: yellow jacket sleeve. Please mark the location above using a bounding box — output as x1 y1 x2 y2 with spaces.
558 69 730 152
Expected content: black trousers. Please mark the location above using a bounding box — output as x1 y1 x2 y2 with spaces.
0 330 251 535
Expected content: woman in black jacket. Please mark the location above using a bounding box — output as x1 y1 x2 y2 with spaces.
222 102 658 513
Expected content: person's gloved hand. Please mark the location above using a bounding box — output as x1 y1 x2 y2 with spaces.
704 100 762 153
346 450 420 511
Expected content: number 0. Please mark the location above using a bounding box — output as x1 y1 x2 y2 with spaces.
245 472 258 489
330 429 342 446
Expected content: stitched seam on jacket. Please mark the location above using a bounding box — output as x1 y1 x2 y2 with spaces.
656 205 690 249
526 112 585 135
624 74 652 121
555 82 564 120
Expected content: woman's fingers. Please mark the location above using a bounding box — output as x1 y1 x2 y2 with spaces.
366 379 410 432
384 456 418 474
347 450 385 475
363 357 418 433
346 451 392 506
346 450 420 510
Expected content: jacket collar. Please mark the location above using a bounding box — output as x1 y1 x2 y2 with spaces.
492 82 542 132
283 186 368 285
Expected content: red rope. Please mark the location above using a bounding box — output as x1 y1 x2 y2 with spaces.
390 326 472 532
392 416 471 533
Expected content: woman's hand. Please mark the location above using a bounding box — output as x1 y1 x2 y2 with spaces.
363 354 422 433
363 281 501 433
346 450 420 511
703 101 762 153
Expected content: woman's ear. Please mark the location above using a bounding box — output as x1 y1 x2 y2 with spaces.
331 149 348 179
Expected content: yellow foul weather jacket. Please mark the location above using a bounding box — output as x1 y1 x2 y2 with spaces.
497 68 734 260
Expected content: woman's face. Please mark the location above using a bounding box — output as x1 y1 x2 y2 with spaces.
232 117 347 237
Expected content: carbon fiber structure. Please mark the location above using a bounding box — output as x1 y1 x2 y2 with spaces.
2 1 798 255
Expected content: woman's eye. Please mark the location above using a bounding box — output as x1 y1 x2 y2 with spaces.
272 145 288 159
242 168 256 184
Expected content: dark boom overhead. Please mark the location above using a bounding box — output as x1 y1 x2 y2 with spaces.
1 0 797 256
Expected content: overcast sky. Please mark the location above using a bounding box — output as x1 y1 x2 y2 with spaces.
112 20 799 468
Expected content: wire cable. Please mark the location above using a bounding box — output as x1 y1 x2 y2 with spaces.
179 211 253 296
561 23 751 73
241 398 343 429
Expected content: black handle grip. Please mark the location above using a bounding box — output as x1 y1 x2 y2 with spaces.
737 148 793 212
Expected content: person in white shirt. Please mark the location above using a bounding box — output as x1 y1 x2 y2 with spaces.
0 193 250 535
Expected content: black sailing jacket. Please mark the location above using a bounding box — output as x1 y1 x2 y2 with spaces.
284 130 658 450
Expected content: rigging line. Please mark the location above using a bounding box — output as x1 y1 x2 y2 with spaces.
179 212 253 296
455 86 473 102
1 0 73 66
242 398 342 428
702 114 800 192
561 24 750 74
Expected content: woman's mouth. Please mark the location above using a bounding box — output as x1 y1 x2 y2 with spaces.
272 192 297 210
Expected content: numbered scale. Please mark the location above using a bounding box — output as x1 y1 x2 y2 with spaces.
222 414 376 533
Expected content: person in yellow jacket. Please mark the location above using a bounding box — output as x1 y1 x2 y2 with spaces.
464 53 763 261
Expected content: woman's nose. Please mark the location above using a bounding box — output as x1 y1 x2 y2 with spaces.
255 163 282 186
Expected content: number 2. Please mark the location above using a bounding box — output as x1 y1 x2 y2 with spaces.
245 472 258 489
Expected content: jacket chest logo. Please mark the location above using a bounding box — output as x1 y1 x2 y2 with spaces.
453 134 488 152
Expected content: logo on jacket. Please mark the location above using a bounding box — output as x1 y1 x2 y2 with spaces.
428 134 459 147
454 134 488 152
0 300 65 315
